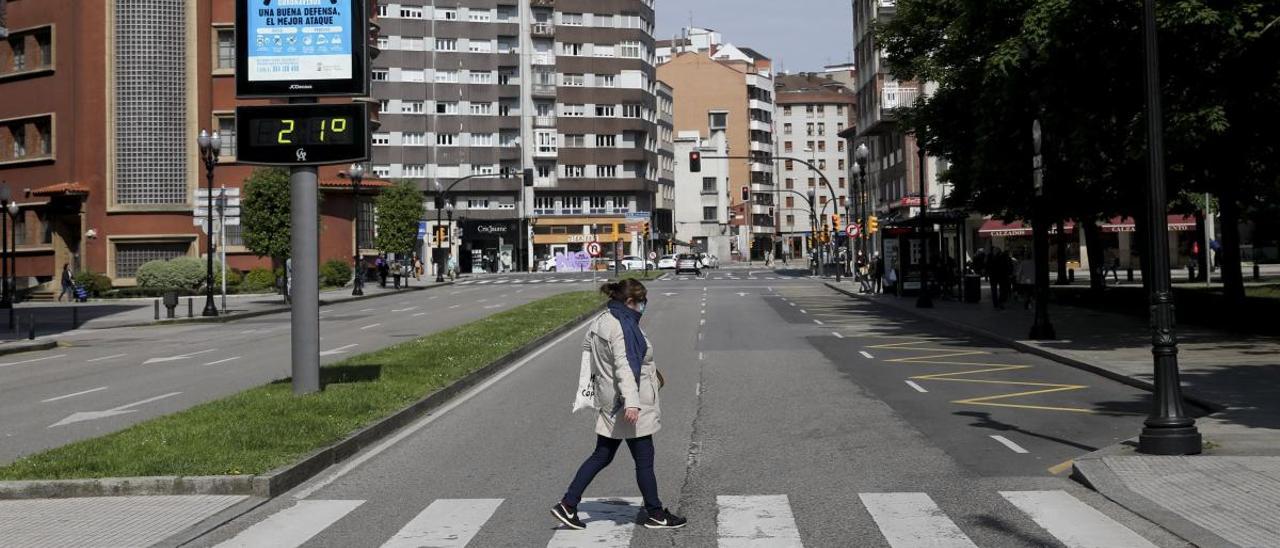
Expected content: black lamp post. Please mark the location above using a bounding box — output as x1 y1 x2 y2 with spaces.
197 130 220 317
348 163 366 296
0 184 10 309
916 139 933 308
435 181 446 283
4 198 15 307
1029 119 1056 339
855 142 870 275
1137 0 1201 455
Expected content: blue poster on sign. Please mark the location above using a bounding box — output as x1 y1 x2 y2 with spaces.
245 0 353 83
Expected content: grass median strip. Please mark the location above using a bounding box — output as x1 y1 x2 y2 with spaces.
0 291 601 480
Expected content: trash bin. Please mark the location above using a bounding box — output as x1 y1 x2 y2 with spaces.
964 275 982 303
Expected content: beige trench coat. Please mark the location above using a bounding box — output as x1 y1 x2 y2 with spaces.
584 311 661 439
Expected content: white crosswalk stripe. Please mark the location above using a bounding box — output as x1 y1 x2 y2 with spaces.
860 492 978 547
717 494 802 547
215 499 364 548
1000 491 1159 548
211 491 1159 547
380 498 503 548
546 497 642 547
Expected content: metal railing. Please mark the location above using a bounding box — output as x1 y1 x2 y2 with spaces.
882 85 919 109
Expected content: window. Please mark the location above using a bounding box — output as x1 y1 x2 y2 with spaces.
596 14 616 27
818 141 826 152
786 215 795 226
404 132 426 146
402 101 425 114
561 43 584 56
562 73 585 86
437 134 458 146
594 45 615 58
399 7 424 19
403 164 426 177
619 41 642 58
588 195 606 211
817 123 826 136
114 242 190 279
469 41 492 53
468 199 490 209
436 8 458 20
564 165 586 177
805 105 814 117
564 134 585 147
357 198 376 247
436 101 458 114
12 213 25 245
469 10 492 22
371 69 388 81
469 71 492 84
622 104 643 118
536 130 557 153
469 102 492 115
595 134 616 147
217 115 236 157
783 106 792 116
372 133 390 146
435 70 458 83
709 112 727 129
818 159 827 170
596 165 618 178
808 177 816 188
703 207 717 221
818 105 826 115
595 104 616 117
786 196 795 208
561 12 584 25
806 123 815 136
784 142 793 153
785 160 794 170
597 74 616 87
534 196 555 211
377 5 388 17
783 123 792 135
402 37 425 51
401 69 425 83
838 141 846 152
225 224 244 247
471 133 494 147
820 196 828 206
702 177 717 193
435 38 457 52
373 165 391 178
838 159 846 170
785 178 794 189
216 29 235 70
562 104 585 117
379 100 390 113
10 39 25 71
9 125 24 158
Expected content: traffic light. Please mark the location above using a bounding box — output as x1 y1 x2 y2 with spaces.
742 187 750 202
833 214 841 230
523 168 534 187
689 151 702 173
642 221 650 237
868 215 880 234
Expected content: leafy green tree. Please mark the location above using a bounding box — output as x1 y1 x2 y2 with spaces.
241 168 294 266
374 180 425 257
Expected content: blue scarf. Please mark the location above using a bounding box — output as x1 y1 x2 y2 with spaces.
607 300 646 383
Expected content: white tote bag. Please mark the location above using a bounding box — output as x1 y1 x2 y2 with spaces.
572 349 599 413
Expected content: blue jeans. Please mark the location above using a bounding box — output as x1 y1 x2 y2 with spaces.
563 435 662 513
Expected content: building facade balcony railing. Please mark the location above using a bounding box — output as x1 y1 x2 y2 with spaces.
532 83 557 97
531 22 554 38
882 85 919 110
530 0 555 7
532 53 556 66
534 115 556 127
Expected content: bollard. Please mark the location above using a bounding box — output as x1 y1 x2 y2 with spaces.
1127 267 1134 282
187 297 193 318
7 307 12 331
1068 269 1075 283
72 307 79 330
1254 263 1262 281
1188 265 1196 282
28 313 35 340
154 299 160 320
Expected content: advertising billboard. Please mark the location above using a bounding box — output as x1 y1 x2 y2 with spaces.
236 0 368 97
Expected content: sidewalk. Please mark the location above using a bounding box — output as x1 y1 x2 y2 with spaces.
826 281 1280 548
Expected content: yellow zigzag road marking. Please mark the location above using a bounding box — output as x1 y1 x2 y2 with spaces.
869 340 1095 414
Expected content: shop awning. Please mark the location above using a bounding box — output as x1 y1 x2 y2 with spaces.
30 182 90 196
978 219 1076 238
1101 215 1196 233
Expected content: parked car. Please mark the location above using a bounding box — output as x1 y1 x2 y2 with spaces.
617 256 654 271
675 254 702 275
657 255 677 269
538 257 558 272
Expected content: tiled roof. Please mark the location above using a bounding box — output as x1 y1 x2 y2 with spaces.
30 182 90 196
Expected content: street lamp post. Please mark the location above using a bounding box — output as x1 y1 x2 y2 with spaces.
197 130 220 317
4 199 15 307
1138 0 1201 455
855 143 870 267
435 181 446 283
1029 119 1056 339
916 139 933 308
0 184 10 309
348 164 366 296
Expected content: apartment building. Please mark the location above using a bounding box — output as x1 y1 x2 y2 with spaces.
673 130 731 259
0 0 378 292
371 0 662 274
655 81 675 241
773 72 856 259
658 40 774 261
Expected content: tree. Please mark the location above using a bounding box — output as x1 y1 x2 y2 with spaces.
241 168 293 266
374 180 425 257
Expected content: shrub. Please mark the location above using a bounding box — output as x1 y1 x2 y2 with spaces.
320 260 352 288
73 271 113 296
211 264 243 290
240 267 276 293
136 257 207 291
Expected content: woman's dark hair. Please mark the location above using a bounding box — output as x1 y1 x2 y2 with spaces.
601 278 647 303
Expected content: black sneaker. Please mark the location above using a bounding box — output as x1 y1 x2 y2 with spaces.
643 508 688 529
551 502 585 530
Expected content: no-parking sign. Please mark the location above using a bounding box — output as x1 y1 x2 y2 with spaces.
586 242 603 257
847 224 861 238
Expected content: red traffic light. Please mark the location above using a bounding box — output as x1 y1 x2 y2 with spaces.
689 151 702 173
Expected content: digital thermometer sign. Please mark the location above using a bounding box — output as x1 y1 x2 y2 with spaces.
235 103 369 166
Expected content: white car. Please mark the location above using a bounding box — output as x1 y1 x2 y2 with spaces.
620 256 655 271
538 257 558 272
657 255 677 269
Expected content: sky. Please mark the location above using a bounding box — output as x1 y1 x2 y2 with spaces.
654 0 855 73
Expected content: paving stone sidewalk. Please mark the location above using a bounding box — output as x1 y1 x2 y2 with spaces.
833 282 1280 547
0 495 250 548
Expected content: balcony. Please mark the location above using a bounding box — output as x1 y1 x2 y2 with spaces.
534 147 558 159
531 22 554 38
530 0 554 6
532 52 556 66
882 85 919 110
532 83 557 97
534 115 556 127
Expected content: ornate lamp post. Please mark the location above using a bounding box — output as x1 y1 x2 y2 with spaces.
855 143 870 262
1137 0 1201 455
348 163 366 296
197 130 220 317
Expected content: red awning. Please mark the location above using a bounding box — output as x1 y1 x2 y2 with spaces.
1101 215 1196 233
978 219 1076 238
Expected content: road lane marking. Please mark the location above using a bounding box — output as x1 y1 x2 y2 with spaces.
449 305 461 309
860 492 978 548
203 357 241 366
391 306 419 313
1048 460 1074 475
789 302 796 307
990 435 1030 454
699 352 704 361
546 498 641 547
904 381 929 393
717 495 802 547
41 386 108 403
360 323 382 330
477 299 488 303
320 344 358 357
412 312 427 317
293 320 593 500
360 308 375 312
0 354 68 369
700 319 706 326
49 392 183 428
213 499 364 548
860 351 875 359
143 349 217 365
381 499 503 548
86 354 127 363
833 332 845 339
800 309 808 314
814 319 824 325
484 304 503 310
1000 491 1158 548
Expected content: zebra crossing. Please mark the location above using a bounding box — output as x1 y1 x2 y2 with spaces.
212 490 1158 547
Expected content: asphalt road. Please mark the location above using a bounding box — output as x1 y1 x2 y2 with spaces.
190 275 1192 547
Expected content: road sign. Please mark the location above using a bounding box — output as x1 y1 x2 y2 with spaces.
197 188 241 198
196 207 241 218
847 224 861 238
625 211 652 220
648 251 657 260
586 242 602 257
236 0 369 98
236 103 370 166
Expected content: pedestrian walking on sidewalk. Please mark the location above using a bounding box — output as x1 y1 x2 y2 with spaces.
57 264 75 302
873 253 884 294
989 248 1009 309
552 279 687 531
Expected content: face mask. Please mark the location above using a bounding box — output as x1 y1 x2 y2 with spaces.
635 302 647 315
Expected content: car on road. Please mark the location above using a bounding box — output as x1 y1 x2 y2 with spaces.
620 256 656 271
657 255 677 269
538 257 558 272
675 254 702 275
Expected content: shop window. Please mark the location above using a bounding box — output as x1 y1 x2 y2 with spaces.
114 241 190 278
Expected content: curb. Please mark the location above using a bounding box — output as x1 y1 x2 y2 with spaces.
823 282 1224 413
0 339 59 357
0 303 600 501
